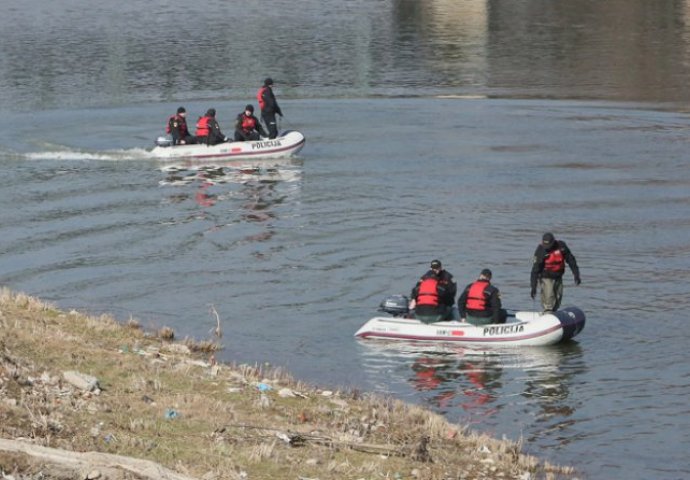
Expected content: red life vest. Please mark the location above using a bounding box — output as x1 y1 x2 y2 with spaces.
544 248 565 274
241 114 257 132
195 116 211 137
257 86 268 110
465 280 490 311
166 114 188 136
416 278 440 307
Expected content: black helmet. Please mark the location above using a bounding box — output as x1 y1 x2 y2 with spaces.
264 77 274 86
245 104 254 112
177 106 186 114
480 268 492 279
430 259 442 270
206 108 216 117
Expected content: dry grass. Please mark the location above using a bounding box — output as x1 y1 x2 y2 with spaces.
0 288 577 479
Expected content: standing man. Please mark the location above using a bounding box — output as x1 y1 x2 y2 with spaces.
409 259 458 324
166 107 196 145
257 77 283 139
530 232 581 312
458 269 507 325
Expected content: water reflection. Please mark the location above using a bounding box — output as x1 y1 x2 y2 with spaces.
5 0 690 110
158 159 301 243
519 343 587 444
410 352 503 418
358 340 586 432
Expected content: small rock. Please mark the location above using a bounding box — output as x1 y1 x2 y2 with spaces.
321 390 333 397
85 469 102 479
305 458 319 466
63 371 99 392
278 388 296 398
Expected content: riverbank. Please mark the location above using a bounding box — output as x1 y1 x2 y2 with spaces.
0 288 576 479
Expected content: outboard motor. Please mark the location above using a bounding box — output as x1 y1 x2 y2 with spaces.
155 136 173 147
378 294 410 317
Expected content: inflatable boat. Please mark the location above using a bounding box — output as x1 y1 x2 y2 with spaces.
151 130 305 161
354 295 585 347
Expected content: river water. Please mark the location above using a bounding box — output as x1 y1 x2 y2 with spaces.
2 1 690 479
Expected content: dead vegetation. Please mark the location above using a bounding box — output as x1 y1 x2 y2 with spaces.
0 288 577 479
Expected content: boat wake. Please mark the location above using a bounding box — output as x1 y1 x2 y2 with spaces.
21 146 156 161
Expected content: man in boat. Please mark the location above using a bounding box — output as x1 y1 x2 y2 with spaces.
195 108 228 146
257 77 283 139
234 104 268 141
166 107 196 145
458 269 507 325
409 259 458 324
530 232 581 312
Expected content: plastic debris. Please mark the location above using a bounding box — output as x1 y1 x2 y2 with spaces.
164 408 179 419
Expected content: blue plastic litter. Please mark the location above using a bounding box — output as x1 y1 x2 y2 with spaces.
164 408 179 419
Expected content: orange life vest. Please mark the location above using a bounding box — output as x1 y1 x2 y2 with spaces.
544 248 565 274
195 116 211 137
465 280 490 311
416 278 440 307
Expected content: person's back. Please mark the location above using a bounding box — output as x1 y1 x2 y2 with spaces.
410 259 457 324
195 108 227 145
458 269 506 325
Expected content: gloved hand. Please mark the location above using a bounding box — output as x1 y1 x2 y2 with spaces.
574 275 582 285
530 288 536 300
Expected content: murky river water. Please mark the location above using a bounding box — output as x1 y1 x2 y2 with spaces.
2 1 690 478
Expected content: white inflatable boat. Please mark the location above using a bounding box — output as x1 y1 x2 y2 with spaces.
354 295 585 347
151 130 305 161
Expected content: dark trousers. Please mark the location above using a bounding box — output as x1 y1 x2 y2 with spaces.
465 309 507 326
172 134 196 146
196 134 225 146
414 304 454 324
261 112 279 139
234 129 260 142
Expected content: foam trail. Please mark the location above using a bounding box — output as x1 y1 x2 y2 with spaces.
22 147 155 161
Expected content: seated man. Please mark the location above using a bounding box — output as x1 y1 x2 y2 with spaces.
409 259 458 324
458 269 507 326
234 104 267 141
195 108 228 146
166 106 196 145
